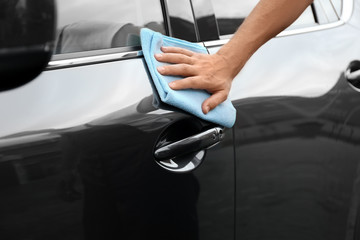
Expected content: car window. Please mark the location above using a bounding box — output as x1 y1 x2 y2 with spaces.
314 0 341 23
165 0 198 42
210 0 317 37
54 0 165 55
165 0 219 42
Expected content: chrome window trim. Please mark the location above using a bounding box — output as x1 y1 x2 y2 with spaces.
204 0 353 48
47 50 143 70
47 42 204 70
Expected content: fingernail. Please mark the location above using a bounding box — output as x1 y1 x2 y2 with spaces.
169 82 175 88
161 46 168 51
157 66 165 74
155 53 162 59
204 106 210 114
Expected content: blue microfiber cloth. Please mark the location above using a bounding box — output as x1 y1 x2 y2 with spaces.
140 28 236 128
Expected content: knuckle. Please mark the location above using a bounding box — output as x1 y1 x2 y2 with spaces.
189 56 196 65
188 77 196 85
180 64 190 73
182 55 189 63
223 92 229 100
163 53 172 59
175 55 184 63
159 55 168 62
179 49 187 55
162 66 172 74
208 101 217 109
164 55 174 62
219 93 227 103
160 67 167 74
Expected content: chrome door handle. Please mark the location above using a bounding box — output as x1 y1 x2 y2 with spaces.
154 127 224 161
346 60 360 90
346 69 360 81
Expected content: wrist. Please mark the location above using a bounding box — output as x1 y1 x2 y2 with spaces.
215 48 246 80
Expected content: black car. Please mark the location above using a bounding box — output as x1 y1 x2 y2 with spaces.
1 0 360 239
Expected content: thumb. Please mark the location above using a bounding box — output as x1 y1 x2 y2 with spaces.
202 91 227 114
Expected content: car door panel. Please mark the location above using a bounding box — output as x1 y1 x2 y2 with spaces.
0 47 235 240
204 0 360 239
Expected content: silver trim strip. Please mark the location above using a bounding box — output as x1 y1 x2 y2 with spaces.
47 42 204 70
47 50 143 70
276 20 344 37
341 0 354 22
204 0 354 48
203 39 229 48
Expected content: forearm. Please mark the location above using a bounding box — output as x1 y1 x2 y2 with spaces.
217 0 313 77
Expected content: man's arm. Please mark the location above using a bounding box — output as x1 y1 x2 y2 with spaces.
155 0 313 114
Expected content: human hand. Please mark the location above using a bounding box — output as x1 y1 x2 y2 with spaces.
154 46 235 114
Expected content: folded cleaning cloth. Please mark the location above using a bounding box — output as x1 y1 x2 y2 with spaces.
140 28 236 128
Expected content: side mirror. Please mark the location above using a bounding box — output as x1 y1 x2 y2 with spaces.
0 0 56 91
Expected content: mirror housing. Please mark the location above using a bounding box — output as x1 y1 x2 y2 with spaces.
0 0 56 91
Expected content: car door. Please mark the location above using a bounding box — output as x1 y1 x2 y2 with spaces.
198 0 360 239
0 1 235 240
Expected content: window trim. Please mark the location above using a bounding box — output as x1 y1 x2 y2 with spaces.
47 47 142 70
47 42 205 70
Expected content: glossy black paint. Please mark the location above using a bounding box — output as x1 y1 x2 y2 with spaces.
233 76 360 239
206 0 360 237
0 106 235 240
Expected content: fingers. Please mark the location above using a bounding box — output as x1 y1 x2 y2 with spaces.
201 91 227 114
155 53 194 65
169 77 228 114
160 46 194 57
168 77 202 90
155 47 198 76
157 64 195 77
